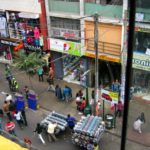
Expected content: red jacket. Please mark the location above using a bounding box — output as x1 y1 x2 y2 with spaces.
5 122 15 131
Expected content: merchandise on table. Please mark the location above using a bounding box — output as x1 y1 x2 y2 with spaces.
41 111 68 132
72 115 105 148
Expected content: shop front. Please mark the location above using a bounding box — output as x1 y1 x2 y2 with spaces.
6 11 44 54
84 21 122 87
47 38 87 85
132 53 150 92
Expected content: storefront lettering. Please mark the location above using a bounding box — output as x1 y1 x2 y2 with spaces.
133 58 150 67
24 43 41 52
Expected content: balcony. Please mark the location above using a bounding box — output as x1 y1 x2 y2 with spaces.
48 0 80 14
86 39 121 57
85 3 123 19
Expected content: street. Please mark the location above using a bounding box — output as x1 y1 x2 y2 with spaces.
0 63 149 150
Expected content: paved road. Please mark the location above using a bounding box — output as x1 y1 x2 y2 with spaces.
0 63 149 150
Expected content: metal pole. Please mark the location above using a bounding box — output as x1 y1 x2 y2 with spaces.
120 1 136 150
93 13 99 116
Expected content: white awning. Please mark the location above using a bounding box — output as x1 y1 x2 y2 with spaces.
18 12 39 19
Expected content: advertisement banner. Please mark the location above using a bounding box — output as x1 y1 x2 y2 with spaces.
132 53 150 71
101 89 119 104
47 38 81 56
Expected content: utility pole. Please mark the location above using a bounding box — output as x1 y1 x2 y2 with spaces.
93 13 99 116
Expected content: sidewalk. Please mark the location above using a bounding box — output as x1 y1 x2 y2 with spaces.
0 64 150 147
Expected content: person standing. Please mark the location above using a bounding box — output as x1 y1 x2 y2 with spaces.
55 85 63 100
37 67 44 82
63 86 70 102
3 101 12 121
11 77 19 92
47 67 55 92
115 101 123 117
5 94 13 102
34 123 46 144
66 114 76 130
24 86 29 100
47 122 58 142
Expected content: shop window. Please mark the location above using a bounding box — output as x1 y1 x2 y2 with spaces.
134 32 150 55
136 0 150 9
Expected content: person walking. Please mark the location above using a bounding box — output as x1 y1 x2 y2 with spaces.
66 114 76 130
115 101 123 117
3 101 12 121
11 77 19 92
47 67 55 92
21 109 28 126
14 111 24 129
63 86 70 102
34 123 46 144
47 122 58 142
133 112 146 134
37 67 44 82
24 86 29 100
5 121 16 136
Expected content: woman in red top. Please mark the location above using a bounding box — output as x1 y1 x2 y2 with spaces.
116 101 123 117
79 98 86 112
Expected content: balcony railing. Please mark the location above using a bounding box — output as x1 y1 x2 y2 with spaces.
86 39 121 57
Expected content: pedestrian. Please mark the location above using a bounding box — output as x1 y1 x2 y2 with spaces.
75 93 82 110
96 102 101 116
11 77 19 92
5 121 16 136
55 85 63 100
34 123 46 144
47 122 58 142
21 109 28 126
79 97 86 113
94 143 99 150
37 66 44 82
66 114 76 130
111 79 120 93
115 101 123 117
24 86 29 100
133 112 145 134
3 101 12 121
14 111 24 129
47 67 55 92
63 86 70 102
87 140 94 150
9 100 16 116
5 93 13 102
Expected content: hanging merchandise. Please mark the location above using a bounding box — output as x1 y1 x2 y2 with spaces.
72 115 105 148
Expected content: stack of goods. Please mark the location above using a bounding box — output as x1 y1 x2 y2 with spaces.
72 115 105 148
41 111 68 131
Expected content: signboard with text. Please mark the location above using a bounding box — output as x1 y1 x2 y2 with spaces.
47 38 81 56
132 53 150 71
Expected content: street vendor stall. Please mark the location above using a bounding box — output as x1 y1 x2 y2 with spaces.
72 115 105 148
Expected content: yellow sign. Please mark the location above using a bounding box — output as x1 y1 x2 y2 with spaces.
85 52 120 63
132 53 150 71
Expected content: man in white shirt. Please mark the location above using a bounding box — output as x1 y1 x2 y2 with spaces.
6 94 13 102
133 119 143 134
47 122 57 142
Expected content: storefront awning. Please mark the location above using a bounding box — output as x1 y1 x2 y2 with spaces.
18 12 39 19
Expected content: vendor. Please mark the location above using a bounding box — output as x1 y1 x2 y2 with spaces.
66 114 76 130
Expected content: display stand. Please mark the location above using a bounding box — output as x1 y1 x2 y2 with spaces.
15 93 25 111
27 90 37 110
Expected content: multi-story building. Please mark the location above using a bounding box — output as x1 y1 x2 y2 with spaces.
0 0 48 63
45 0 123 87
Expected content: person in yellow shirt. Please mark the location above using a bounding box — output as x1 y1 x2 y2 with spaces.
47 122 57 142
94 143 99 150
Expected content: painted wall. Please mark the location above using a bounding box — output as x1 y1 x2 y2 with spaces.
0 0 41 13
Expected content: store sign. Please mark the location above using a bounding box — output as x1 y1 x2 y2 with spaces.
101 89 119 104
24 43 42 52
85 52 120 63
135 13 144 22
132 53 150 71
1 40 18 46
51 27 80 40
47 38 81 56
